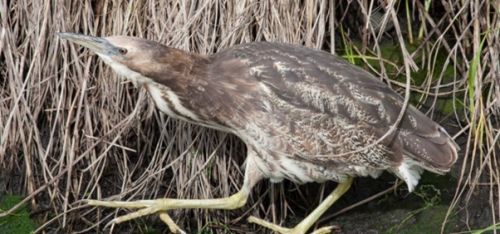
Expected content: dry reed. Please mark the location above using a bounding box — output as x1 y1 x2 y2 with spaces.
0 0 498 233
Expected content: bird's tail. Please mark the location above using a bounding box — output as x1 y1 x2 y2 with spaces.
402 125 459 175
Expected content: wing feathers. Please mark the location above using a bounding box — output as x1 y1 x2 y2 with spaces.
215 42 458 173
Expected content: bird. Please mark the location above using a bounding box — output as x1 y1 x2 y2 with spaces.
58 32 458 234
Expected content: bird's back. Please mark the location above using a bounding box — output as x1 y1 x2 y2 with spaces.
210 42 458 188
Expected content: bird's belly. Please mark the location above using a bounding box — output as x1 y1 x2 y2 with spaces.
238 126 351 184
145 84 233 132
251 153 349 184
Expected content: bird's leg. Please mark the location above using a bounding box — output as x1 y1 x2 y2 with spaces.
248 177 353 234
88 190 250 233
87 152 263 232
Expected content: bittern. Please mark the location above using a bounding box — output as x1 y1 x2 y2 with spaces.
58 33 458 234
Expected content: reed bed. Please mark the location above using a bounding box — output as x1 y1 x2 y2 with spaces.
0 0 498 233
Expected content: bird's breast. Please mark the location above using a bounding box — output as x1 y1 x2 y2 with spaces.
145 84 235 132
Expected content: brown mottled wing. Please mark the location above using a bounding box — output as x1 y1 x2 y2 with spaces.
214 42 457 172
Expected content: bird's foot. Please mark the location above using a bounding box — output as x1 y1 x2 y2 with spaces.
248 216 340 234
159 212 186 234
86 191 248 232
87 199 186 234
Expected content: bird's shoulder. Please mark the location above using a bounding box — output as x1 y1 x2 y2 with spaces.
211 41 391 93
211 41 403 127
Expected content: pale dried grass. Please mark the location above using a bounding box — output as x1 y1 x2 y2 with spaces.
0 0 498 233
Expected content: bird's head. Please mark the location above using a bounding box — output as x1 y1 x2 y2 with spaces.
58 32 202 86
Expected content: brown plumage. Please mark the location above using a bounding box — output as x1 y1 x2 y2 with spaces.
59 33 459 234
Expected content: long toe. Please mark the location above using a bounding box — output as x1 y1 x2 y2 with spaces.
310 225 341 234
87 199 182 231
86 193 249 231
159 212 186 234
248 216 340 234
248 216 293 234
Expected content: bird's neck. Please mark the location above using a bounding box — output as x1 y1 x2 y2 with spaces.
137 49 231 126
134 48 210 93
131 48 256 131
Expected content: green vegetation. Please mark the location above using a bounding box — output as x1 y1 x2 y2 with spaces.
342 39 464 116
0 195 36 234
392 205 457 234
471 223 500 234
387 185 456 234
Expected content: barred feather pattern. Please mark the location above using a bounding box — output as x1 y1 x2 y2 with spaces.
102 37 458 192
206 42 458 191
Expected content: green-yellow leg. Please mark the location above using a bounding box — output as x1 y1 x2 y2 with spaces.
88 152 264 233
88 189 249 233
248 177 353 234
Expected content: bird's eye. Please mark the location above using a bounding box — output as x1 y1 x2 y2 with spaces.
118 48 128 55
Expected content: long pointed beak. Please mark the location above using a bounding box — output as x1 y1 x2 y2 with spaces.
57 32 113 54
